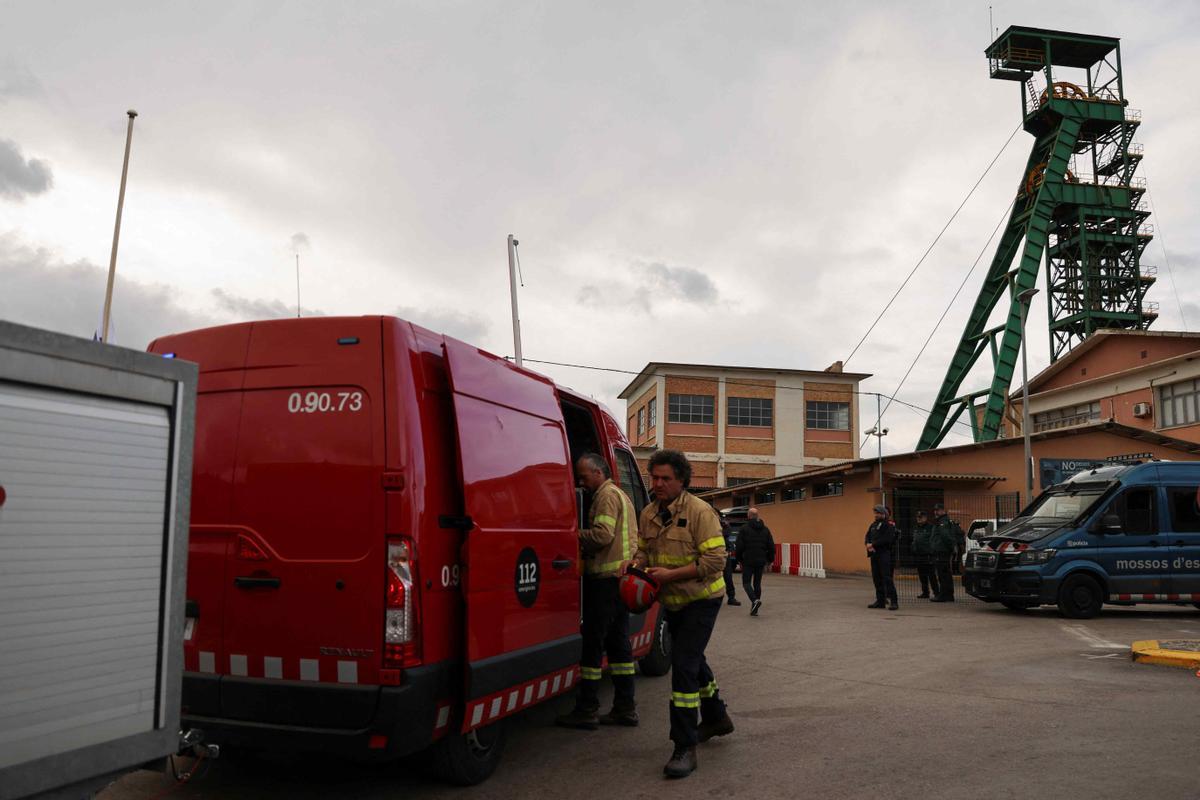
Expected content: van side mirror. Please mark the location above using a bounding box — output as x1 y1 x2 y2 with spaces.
1095 513 1122 535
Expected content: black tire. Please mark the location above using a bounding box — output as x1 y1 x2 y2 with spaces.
1057 573 1104 619
637 607 672 677
1000 600 1034 611
428 720 507 786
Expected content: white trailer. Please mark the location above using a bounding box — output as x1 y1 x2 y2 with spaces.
0 321 196 800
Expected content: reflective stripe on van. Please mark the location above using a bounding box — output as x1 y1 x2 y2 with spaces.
1110 593 1200 602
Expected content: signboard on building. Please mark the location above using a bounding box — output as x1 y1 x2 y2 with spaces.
1039 453 1155 489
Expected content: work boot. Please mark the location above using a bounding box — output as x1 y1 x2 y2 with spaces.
598 706 639 727
867 601 885 609
888 601 899 611
727 597 742 606
917 592 930 599
663 745 697 778
697 712 735 742
554 707 599 730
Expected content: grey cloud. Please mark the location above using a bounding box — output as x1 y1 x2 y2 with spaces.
0 139 52 201
290 232 311 252
394 305 489 343
644 262 718 304
0 235 211 348
211 287 324 320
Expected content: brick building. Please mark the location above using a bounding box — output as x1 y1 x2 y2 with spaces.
1008 330 1200 444
618 361 870 490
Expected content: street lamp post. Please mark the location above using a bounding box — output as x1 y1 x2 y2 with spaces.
865 393 889 503
1018 287 1039 505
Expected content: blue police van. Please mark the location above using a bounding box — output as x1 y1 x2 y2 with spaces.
962 461 1200 618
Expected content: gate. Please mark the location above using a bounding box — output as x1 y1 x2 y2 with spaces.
890 489 1022 605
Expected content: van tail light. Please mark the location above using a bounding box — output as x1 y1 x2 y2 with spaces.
384 538 421 668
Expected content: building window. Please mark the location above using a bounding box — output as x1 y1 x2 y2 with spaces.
647 397 657 428
728 397 773 427
782 487 806 502
812 480 843 498
731 493 751 507
754 489 776 505
637 407 646 436
1160 379 1200 428
806 401 850 430
1032 401 1100 432
726 477 758 487
668 393 714 424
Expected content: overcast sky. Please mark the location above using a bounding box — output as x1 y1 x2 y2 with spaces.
2 1 1198 455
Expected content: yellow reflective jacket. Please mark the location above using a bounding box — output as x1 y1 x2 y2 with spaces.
634 491 726 609
580 479 637 578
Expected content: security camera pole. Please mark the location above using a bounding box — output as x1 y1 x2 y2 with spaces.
101 109 138 343
866 393 889 500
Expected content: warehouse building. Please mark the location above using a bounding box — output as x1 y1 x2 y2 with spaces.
619 361 870 490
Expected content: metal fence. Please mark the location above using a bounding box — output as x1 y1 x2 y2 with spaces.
890 489 1022 605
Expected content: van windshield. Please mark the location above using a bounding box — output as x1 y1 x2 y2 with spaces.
996 487 1108 541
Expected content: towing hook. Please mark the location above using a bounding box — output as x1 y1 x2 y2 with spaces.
178 728 219 759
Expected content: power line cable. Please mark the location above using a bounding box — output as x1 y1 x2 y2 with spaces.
860 195 1017 450
843 122 1022 366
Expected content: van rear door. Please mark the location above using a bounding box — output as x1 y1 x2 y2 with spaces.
221 319 385 700
442 338 580 729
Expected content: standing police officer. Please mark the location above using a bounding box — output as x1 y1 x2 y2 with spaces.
930 502 963 602
865 504 899 610
630 449 734 778
557 453 639 729
912 510 939 599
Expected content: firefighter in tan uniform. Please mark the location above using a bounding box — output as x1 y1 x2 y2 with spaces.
557 453 639 730
630 449 734 778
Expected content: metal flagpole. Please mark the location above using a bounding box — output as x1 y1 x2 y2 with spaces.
101 110 138 344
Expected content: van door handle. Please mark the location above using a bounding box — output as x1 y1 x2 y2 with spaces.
234 575 281 589
551 558 572 570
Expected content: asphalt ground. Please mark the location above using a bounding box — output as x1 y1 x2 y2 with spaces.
102 574 1200 800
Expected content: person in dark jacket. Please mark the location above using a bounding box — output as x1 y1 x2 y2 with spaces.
930 503 963 602
719 516 742 606
735 508 775 616
865 504 899 610
911 510 939 599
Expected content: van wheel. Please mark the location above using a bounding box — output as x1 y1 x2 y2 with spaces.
637 608 672 677
1000 600 1034 611
1057 573 1104 619
429 721 507 786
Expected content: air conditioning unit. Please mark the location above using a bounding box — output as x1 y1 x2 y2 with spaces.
1132 402 1152 418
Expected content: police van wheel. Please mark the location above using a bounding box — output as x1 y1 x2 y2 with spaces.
429 720 507 786
637 609 672 677
1057 573 1103 619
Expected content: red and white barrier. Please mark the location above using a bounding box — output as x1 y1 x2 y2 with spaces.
770 543 825 578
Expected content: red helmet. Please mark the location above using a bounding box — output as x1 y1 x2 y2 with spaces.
619 566 659 613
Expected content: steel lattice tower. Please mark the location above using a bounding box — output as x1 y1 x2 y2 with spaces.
918 26 1154 451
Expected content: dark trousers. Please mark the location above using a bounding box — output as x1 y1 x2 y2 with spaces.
724 558 737 600
870 550 897 603
666 598 725 746
577 577 635 711
934 554 955 600
916 556 940 596
742 564 765 603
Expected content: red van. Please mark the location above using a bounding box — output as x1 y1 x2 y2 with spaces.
149 316 668 784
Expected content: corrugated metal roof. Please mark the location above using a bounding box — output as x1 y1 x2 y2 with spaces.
887 472 1005 482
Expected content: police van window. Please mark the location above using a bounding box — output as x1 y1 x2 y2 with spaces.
1106 487 1157 535
1167 487 1200 532
614 449 648 516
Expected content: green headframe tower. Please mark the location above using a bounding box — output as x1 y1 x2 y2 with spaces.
917 26 1154 451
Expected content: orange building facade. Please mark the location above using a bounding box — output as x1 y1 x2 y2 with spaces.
619 362 870 490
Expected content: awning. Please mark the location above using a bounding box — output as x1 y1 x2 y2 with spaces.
887 472 1005 482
